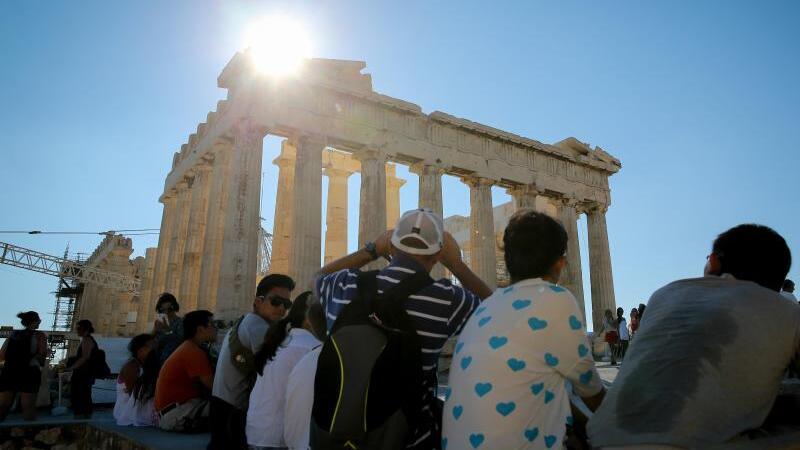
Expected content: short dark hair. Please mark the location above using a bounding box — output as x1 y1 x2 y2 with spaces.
784 279 795 291
76 319 95 334
183 310 214 340
17 311 40 327
712 224 791 292
503 210 567 282
256 274 295 297
128 333 154 357
155 292 180 313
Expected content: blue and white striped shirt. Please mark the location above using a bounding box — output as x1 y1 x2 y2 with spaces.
315 255 482 447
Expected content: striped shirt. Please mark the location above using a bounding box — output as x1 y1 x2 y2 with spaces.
315 255 482 447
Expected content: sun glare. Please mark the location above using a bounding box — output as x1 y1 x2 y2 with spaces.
244 16 312 77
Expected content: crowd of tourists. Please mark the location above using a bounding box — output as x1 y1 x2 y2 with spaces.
0 207 798 449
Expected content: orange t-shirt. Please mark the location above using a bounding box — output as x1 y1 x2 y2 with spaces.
154 341 213 411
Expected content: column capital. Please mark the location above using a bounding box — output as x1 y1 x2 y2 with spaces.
323 166 355 179
586 201 609 214
387 176 407 189
230 118 267 144
352 147 386 162
506 183 540 199
462 175 495 188
409 162 447 176
295 133 328 150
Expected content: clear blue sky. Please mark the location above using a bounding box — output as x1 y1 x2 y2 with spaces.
1 1 798 332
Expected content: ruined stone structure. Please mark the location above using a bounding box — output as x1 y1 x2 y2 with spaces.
119 52 620 332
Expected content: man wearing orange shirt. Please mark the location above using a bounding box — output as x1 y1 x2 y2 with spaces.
155 310 216 432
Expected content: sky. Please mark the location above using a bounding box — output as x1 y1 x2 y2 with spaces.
1 1 798 332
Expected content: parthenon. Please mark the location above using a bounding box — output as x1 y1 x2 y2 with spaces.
77 52 621 335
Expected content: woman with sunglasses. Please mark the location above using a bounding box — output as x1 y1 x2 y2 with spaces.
152 292 184 366
245 291 321 450
0 311 47 422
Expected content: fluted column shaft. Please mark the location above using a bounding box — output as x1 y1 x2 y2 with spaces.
466 177 497 289
413 163 445 279
214 122 265 321
324 167 352 264
198 145 232 312
385 164 406 228
587 204 616 332
179 161 213 311
152 195 177 305
559 198 586 324
270 140 296 275
165 181 191 294
356 150 387 249
289 136 325 291
137 247 158 333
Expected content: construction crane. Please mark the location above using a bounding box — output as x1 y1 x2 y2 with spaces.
0 240 141 294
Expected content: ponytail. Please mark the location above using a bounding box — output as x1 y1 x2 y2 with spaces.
254 291 314 375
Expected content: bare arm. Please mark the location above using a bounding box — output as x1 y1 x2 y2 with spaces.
35 332 47 366
438 232 493 299
68 338 94 370
581 388 606 412
314 230 394 293
119 360 139 393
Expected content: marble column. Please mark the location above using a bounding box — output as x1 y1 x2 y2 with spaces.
411 163 445 279
509 184 539 210
289 135 325 291
214 121 265 321
165 180 191 294
559 197 586 324
198 144 232 312
151 194 177 303
385 163 406 228
270 140 296 275
356 149 387 249
587 203 616 332
178 160 213 311
137 247 158 333
465 176 497 289
324 167 352 264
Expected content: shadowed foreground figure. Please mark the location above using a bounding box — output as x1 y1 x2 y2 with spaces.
588 224 799 448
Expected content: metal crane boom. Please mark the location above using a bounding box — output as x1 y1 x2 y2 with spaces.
0 240 140 294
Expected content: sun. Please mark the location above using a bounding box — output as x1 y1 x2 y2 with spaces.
243 16 312 77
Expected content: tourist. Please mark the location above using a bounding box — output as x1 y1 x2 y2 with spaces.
628 308 639 338
209 274 295 450
283 300 327 450
637 302 646 321
155 310 216 432
0 311 47 422
781 279 797 302
602 309 619 365
616 307 630 360
442 210 605 449
315 208 492 449
114 334 158 426
66 319 98 419
588 224 799 448
152 292 183 366
245 292 320 449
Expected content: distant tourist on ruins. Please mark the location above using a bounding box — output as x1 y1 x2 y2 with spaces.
152 292 184 366
637 302 646 321
244 291 323 450
628 308 640 338
588 224 800 448
443 210 605 450
781 279 797 302
66 319 100 419
114 334 158 426
155 310 216 432
601 309 619 365
0 311 47 422
208 274 295 450
616 307 630 360
283 300 327 450
314 208 492 449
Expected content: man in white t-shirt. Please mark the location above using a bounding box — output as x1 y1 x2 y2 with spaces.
443 210 605 450
208 274 295 450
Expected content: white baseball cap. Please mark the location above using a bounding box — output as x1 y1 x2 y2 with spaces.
391 208 445 256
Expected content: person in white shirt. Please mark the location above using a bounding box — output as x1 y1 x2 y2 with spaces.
443 210 605 450
246 291 321 450
282 298 327 450
781 279 797 303
616 307 630 361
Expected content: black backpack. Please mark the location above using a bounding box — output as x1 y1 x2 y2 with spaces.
4 330 36 368
311 270 433 450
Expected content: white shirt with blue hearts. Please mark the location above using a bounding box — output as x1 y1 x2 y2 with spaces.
442 278 602 450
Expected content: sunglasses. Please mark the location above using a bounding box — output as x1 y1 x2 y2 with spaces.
259 295 292 309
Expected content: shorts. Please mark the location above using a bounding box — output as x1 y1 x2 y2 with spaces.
0 365 42 393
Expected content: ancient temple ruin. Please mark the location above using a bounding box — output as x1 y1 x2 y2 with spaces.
77 52 621 334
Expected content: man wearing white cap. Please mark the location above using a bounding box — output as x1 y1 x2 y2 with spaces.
315 208 493 449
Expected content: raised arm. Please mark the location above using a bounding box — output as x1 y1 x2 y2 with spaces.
438 232 493 299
